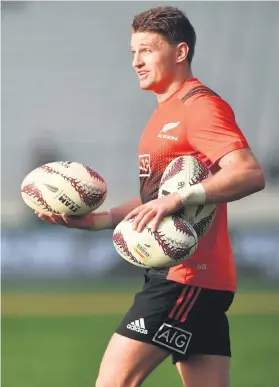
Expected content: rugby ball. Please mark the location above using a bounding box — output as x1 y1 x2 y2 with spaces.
21 161 107 216
158 155 216 239
112 215 198 269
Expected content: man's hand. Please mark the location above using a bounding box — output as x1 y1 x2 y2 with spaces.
124 193 183 232
34 211 112 231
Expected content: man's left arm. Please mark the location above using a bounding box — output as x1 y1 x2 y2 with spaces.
200 148 265 204
177 148 265 208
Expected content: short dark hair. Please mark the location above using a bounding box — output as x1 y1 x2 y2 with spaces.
132 6 196 64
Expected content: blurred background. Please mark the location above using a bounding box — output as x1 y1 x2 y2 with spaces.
1 2 279 387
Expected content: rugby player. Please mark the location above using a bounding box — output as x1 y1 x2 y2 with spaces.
36 7 265 387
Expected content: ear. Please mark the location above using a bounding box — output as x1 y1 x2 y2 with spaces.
176 42 189 64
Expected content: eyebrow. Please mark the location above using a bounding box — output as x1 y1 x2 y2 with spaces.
130 42 156 50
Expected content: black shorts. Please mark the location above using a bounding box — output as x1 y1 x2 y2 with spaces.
116 273 234 363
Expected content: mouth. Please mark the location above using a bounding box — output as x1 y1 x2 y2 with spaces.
137 71 149 80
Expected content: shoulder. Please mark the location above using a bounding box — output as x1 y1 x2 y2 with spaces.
180 83 221 103
179 83 236 120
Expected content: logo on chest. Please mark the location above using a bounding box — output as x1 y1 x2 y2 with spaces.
139 154 151 177
157 122 180 141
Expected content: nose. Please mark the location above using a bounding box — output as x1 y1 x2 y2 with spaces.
132 52 144 69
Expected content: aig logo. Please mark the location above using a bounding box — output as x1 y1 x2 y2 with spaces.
152 323 192 354
139 154 151 177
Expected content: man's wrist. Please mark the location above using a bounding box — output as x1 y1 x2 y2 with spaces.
89 211 113 231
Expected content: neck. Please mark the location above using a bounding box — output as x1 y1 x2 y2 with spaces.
155 68 194 103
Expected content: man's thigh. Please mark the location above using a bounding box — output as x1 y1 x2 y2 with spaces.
116 275 234 362
96 333 169 387
176 354 230 387
100 274 234 386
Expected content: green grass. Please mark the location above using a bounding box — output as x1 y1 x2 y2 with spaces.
230 315 278 387
2 314 279 387
2 277 279 294
1 278 143 294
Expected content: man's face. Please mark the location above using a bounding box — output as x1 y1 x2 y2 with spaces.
130 32 179 93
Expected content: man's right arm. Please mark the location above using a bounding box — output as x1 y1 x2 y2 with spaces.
35 197 142 230
90 197 142 231
110 197 142 228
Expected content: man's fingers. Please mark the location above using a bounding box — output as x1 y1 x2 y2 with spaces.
35 211 67 226
150 211 164 232
125 206 144 221
61 213 69 223
132 207 153 230
136 209 157 232
51 214 68 226
36 213 56 224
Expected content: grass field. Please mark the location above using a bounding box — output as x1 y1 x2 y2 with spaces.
2 280 279 387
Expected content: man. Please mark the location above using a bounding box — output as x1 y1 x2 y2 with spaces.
36 6 265 387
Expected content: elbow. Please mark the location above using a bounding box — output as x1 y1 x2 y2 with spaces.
254 168 266 192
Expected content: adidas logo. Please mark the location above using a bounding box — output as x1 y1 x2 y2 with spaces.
127 318 148 334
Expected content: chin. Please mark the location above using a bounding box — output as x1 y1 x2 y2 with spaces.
139 80 157 91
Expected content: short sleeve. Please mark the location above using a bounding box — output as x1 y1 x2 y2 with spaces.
186 96 250 164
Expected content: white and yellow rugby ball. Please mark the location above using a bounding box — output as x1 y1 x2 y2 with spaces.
21 161 107 216
112 215 198 269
